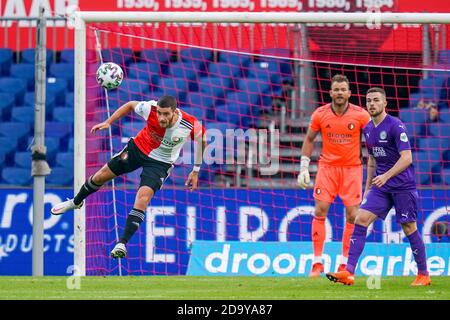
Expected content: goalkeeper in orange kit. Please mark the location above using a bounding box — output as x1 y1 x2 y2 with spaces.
297 74 371 277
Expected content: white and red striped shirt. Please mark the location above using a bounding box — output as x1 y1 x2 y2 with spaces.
132 100 205 164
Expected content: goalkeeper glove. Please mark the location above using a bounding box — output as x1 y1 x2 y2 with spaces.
297 156 311 189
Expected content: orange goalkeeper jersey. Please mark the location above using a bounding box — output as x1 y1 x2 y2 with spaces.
310 103 371 166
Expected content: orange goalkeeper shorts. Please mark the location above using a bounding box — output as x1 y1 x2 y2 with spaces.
313 164 363 207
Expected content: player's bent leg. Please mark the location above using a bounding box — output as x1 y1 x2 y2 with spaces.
401 221 430 286
111 186 155 259
51 164 116 216
340 204 358 271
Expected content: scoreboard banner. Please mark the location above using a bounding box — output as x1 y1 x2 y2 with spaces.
1 0 450 51
0 188 448 275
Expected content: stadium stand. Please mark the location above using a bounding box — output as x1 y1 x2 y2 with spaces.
1 47 449 189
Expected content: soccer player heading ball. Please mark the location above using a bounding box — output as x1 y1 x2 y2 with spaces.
51 95 206 259
297 74 371 277
326 87 430 286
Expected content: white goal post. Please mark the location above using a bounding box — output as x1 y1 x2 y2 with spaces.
73 11 450 276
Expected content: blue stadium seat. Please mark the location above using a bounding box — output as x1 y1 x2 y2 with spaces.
101 48 134 66
10 63 35 91
46 167 73 186
179 48 213 71
428 123 450 138
53 107 74 123
127 62 162 87
140 48 172 64
0 122 31 143
440 110 450 123
227 90 269 118
168 61 200 89
403 122 423 140
65 92 74 108
438 50 450 64
0 137 19 165
14 151 31 168
47 78 68 105
1 167 32 186
413 151 442 185
122 121 145 138
49 63 75 91
117 78 151 99
24 91 56 117
399 108 429 124
45 121 72 141
238 77 276 109
419 77 445 99
418 137 450 150
60 49 74 63
21 48 53 65
443 168 450 185
0 152 5 172
0 92 16 121
258 48 293 82
0 78 27 105
104 89 133 111
184 92 215 119
68 137 74 151
156 78 189 102
219 51 252 69
11 106 35 123
408 92 436 109
56 152 74 169
0 48 13 76
208 62 241 79
246 62 282 84
181 106 207 122
198 77 232 104
217 102 251 128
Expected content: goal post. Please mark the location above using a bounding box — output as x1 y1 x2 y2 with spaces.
73 11 450 276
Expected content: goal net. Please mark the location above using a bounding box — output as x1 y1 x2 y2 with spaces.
74 12 450 276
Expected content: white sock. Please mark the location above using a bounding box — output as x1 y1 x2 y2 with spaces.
341 256 348 265
313 256 322 264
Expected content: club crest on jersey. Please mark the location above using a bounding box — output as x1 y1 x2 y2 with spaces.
348 123 355 130
400 132 408 142
315 188 321 195
171 136 181 143
379 131 387 140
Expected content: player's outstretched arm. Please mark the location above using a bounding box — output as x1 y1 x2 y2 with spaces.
91 101 139 134
297 128 318 189
185 133 207 192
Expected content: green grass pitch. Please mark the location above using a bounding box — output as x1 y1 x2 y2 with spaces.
0 276 449 300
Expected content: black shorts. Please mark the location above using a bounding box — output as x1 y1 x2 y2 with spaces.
107 139 173 192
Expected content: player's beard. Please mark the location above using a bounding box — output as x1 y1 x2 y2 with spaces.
369 109 384 118
159 114 174 128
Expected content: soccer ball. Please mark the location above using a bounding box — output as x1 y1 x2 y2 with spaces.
96 62 124 90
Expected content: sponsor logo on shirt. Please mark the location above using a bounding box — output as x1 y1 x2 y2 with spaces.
372 146 387 157
400 132 408 142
